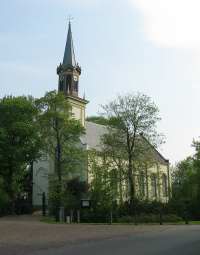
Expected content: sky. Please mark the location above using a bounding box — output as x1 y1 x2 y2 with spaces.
1 0 200 164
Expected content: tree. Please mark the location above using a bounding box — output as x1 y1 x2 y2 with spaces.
88 149 118 222
36 91 85 215
0 96 41 212
63 177 88 212
100 132 127 205
171 140 200 220
101 93 162 214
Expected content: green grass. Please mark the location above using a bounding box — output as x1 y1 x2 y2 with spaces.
190 221 200 225
40 217 200 225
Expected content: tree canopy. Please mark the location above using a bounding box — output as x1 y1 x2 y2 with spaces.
101 93 162 213
36 91 86 219
0 96 42 212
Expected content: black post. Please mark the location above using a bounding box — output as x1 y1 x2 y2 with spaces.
42 192 46 216
133 199 138 225
110 210 113 225
159 203 163 225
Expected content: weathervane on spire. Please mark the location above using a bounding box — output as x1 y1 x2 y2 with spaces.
67 15 74 24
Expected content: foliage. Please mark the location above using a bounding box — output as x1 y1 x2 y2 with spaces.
101 93 162 213
0 96 42 213
117 214 182 223
63 177 88 211
79 199 182 223
48 175 88 219
48 176 61 217
88 150 119 214
171 140 200 220
36 91 86 215
36 91 85 182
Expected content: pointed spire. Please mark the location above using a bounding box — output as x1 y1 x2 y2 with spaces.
63 22 76 67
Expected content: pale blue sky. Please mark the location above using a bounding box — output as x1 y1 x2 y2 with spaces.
1 0 200 163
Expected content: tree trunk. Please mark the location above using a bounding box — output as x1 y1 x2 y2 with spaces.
55 118 62 184
128 155 135 215
145 165 149 201
119 164 123 206
55 120 62 218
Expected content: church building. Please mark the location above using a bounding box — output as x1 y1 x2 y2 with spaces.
32 23 170 207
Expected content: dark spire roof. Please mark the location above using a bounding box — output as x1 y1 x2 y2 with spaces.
63 22 76 67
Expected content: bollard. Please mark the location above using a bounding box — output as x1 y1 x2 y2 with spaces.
66 216 71 224
42 192 46 216
77 210 80 223
59 207 65 222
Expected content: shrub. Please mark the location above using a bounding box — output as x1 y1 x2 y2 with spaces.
117 215 134 223
162 214 182 223
117 213 182 223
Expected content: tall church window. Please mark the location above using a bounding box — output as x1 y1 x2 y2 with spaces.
138 173 145 197
59 77 64 91
162 174 168 197
151 174 157 198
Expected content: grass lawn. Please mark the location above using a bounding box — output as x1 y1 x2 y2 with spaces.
41 216 200 225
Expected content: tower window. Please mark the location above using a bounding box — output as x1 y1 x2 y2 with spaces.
59 76 64 91
74 81 78 92
66 75 72 93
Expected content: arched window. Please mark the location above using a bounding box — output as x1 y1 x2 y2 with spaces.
151 174 157 198
138 173 145 197
74 81 78 92
59 76 64 91
162 174 168 197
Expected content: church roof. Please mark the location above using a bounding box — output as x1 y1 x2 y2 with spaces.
81 121 108 150
82 121 169 166
63 22 76 67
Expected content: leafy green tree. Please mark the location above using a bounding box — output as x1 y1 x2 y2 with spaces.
171 140 200 219
172 157 194 200
101 93 162 214
36 91 85 183
36 91 85 217
100 133 127 205
0 96 42 212
88 150 119 217
63 178 88 211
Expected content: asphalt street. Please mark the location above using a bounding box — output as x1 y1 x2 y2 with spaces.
30 225 200 255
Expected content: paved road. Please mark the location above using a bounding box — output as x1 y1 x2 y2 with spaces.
30 225 200 255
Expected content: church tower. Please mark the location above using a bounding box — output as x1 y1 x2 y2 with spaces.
57 22 88 127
